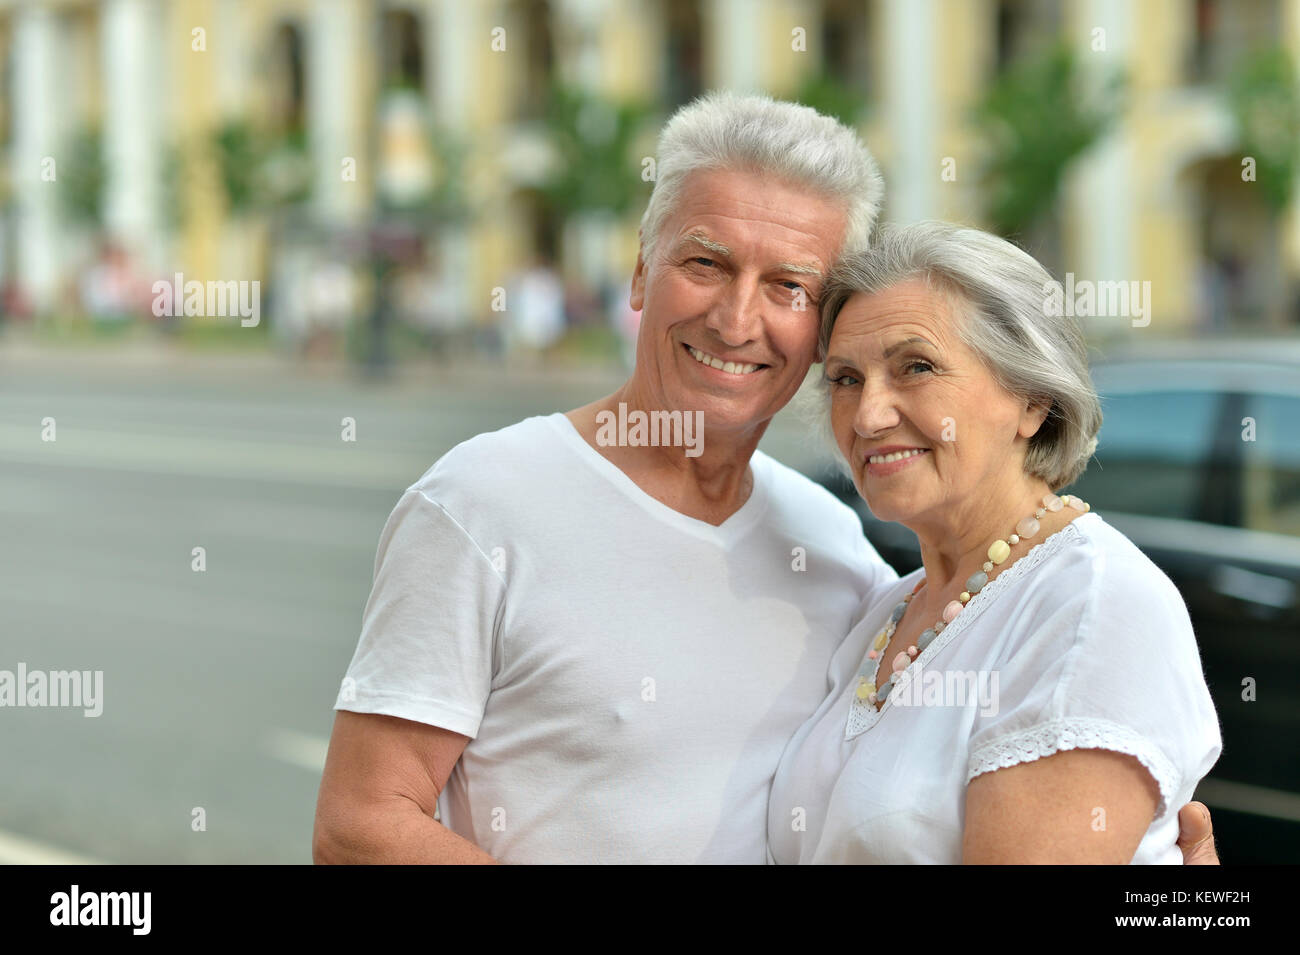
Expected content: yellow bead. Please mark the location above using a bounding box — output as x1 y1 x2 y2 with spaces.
873 630 889 651
988 539 1011 564
959 591 970 603
856 681 875 700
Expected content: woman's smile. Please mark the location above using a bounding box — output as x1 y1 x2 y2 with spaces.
862 446 930 478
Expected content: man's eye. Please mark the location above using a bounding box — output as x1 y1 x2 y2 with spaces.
691 257 717 268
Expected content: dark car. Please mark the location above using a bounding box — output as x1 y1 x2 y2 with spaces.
819 338 1300 863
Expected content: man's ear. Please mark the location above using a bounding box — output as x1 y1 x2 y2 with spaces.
630 245 648 312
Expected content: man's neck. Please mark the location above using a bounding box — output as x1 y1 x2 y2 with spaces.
565 388 767 526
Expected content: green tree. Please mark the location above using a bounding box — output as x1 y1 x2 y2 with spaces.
1227 47 1300 213
976 41 1125 239
1226 47 1300 325
539 83 651 217
58 124 105 226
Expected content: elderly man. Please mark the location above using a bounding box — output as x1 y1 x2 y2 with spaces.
313 92 1218 864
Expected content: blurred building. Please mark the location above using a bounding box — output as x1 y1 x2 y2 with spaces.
0 0 1297 336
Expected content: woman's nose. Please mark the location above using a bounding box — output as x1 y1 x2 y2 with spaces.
853 380 901 438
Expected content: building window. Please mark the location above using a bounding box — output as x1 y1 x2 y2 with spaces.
381 9 424 91
269 22 306 135
663 0 702 108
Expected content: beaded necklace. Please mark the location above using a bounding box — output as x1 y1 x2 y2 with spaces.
856 491 1091 707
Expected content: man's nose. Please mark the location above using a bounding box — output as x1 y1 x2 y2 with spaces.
705 275 761 347
854 376 901 438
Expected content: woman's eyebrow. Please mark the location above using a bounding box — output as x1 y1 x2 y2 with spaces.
882 336 934 357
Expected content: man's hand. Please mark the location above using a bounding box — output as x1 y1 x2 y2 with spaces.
1177 801 1220 865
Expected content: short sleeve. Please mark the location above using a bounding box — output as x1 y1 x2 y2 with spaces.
333 486 507 739
964 538 1221 820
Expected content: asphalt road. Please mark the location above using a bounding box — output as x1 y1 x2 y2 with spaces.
0 342 838 863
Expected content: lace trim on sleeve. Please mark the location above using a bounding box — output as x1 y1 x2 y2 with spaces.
966 716 1179 818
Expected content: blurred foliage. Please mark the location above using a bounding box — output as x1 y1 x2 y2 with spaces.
212 119 312 216
793 68 868 128
59 124 105 226
976 41 1125 237
539 83 651 217
429 124 472 223
1227 47 1300 213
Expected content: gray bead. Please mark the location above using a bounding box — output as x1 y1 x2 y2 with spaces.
890 602 907 624
965 571 989 594
876 679 893 699
917 627 937 652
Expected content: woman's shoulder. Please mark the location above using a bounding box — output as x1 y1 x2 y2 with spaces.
1046 512 1188 618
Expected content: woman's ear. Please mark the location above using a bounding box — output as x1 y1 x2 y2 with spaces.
1019 398 1052 440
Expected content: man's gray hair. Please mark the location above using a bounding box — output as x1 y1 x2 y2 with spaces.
818 221 1102 489
639 91 884 266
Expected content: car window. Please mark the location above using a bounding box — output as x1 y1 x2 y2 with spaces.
1069 389 1234 524
1242 393 1300 537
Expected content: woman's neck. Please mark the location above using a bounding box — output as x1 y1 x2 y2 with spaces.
911 474 1054 598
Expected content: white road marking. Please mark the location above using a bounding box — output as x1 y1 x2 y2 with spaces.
0 828 105 865
0 422 427 491
264 728 330 773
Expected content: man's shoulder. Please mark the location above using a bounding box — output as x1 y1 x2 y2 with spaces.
410 413 570 505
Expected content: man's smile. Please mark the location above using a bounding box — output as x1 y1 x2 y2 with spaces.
683 343 766 376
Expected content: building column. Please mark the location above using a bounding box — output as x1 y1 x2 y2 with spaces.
309 0 370 226
882 0 938 223
705 0 763 92
102 0 165 275
12 5 64 314
1065 0 1135 325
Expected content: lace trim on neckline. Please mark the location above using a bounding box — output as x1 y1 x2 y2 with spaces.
966 716 1179 819
845 515 1094 739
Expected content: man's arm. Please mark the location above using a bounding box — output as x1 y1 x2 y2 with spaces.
313 711 498 864
1177 800 1220 865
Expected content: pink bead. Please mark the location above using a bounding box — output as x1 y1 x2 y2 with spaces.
943 600 963 622
1066 495 1087 511
1043 493 1063 512
892 651 909 673
867 650 878 659
1016 516 1040 538
907 646 919 658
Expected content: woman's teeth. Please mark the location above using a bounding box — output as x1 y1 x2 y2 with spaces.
688 346 760 375
868 449 928 464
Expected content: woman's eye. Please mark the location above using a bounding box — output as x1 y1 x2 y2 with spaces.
904 361 934 375
827 372 860 387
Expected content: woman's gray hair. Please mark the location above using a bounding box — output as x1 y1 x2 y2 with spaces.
639 91 883 266
817 221 1102 489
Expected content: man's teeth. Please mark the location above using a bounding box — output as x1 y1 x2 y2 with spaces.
688 346 760 375
868 449 928 464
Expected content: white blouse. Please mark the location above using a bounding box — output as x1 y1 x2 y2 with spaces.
767 512 1223 864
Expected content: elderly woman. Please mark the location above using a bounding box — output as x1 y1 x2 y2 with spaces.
767 222 1222 864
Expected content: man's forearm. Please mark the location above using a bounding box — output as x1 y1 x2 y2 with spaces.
314 798 499 864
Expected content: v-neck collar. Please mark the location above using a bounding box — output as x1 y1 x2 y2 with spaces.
845 511 1101 739
546 412 771 547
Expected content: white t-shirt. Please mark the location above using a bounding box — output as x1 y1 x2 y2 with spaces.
334 412 897 863
767 511 1223 864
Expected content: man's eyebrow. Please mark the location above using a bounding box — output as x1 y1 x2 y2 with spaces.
773 261 824 276
883 336 934 357
679 232 731 256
